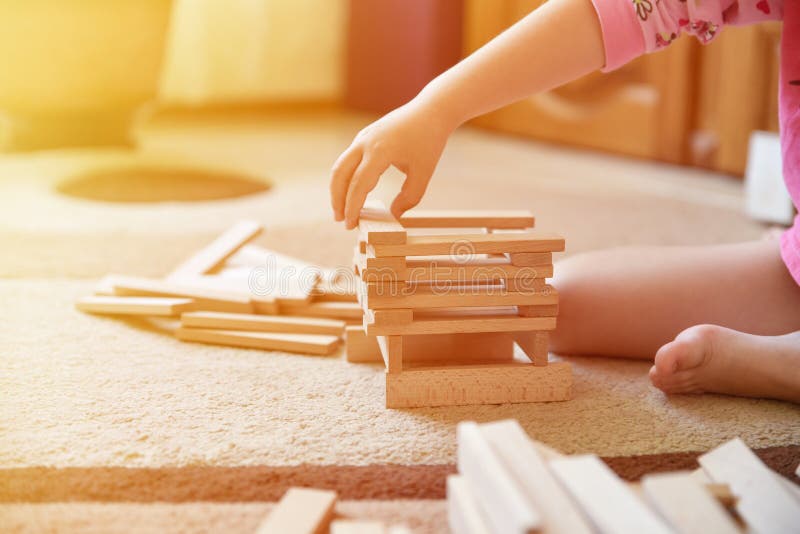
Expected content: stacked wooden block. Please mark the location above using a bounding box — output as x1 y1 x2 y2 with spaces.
76 221 360 356
449 419 800 534
348 202 571 408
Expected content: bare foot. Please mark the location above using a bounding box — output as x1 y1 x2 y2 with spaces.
649 325 800 403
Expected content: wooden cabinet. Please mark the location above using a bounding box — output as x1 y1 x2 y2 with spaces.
463 0 780 175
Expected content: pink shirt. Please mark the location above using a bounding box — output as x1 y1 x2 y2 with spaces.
591 0 800 285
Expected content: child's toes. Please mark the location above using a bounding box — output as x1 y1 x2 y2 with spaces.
653 339 685 376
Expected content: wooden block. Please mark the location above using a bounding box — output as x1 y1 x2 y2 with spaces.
255 487 336 534
346 327 515 365
479 420 593 534
345 325 382 362
93 275 117 295
110 275 254 314
181 311 345 336
365 284 558 310
376 335 402 374
456 421 541 534
169 220 262 279
518 304 559 317
386 361 572 408
369 309 414 328
641 471 739 534
400 209 534 229
330 520 386 534
168 274 280 314
504 278 547 292
369 232 564 258
447 475 492 534
548 455 673 534
76 296 196 316
175 328 340 356
698 437 800 534
218 246 321 305
281 301 364 320
311 278 358 303
359 199 407 245
357 253 554 283
365 307 556 336
688 469 739 509
508 252 552 267
514 331 549 366
253 299 281 315
705 483 738 510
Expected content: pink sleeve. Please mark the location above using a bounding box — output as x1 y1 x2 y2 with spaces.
590 0 785 72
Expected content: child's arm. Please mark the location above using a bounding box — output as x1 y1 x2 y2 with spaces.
331 0 782 227
330 0 605 227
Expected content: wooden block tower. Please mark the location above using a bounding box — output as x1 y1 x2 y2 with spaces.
348 200 572 408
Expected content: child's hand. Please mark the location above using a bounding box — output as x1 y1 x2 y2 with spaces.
330 98 455 228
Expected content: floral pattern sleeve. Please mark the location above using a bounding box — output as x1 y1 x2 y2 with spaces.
590 0 785 71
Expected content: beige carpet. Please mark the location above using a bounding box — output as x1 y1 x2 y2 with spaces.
1 111 797 532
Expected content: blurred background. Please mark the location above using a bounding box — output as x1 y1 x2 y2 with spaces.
0 0 791 244
0 0 783 174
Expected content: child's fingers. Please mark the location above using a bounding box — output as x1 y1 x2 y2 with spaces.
329 147 362 221
390 167 431 220
344 155 390 229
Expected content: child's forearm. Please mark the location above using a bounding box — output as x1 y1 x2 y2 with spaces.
417 0 605 128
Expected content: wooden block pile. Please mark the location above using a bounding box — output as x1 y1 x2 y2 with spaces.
76 221 361 356
348 201 571 408
255 486 411 534
449 419 800 534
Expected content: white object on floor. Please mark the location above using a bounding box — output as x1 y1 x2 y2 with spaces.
745 130 794 225
699 437 800 534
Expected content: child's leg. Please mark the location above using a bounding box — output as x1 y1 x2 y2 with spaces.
550 238 800 402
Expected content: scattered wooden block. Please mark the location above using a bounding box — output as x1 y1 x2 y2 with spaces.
167 274 280 314
688 469 739 510
400 209 534 229
181 311 345 336
699 437 800 534
281 301 363 321
345 325 382 363
548 455 673 534
76 296 196 317
252 299 281 315
386 361 572 408
312 277 358 303
168 220 262 279
365 307 556 336
447 475 492 534
513 331 549 366
456 421 541 534
641 471 739 534
479 420 593 534
368 232 565 258
508 252 552 267
175 327 340 356
330 520 386 534
110 275 254 314
255 487 336 534
359 200 406 245
376 335 402 374
365 283 558 310
93 275 118 295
